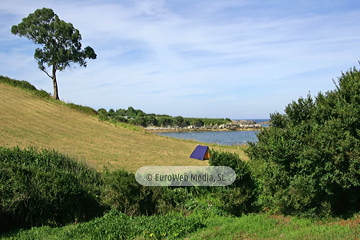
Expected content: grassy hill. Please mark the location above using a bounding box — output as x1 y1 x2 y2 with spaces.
0 82 247 172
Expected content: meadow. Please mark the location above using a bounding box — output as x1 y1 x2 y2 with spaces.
0 79 247 172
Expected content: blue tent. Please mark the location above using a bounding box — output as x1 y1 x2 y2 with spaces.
190 145 210 160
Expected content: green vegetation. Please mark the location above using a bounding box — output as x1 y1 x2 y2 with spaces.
11 8 96 100
246 66 360 218
209 150 258 216
98 106 231 128
1 147 359 239
2 64 360 239
0 146 103 233
3 212 359 240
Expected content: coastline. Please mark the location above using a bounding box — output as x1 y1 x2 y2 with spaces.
145 126 267 133
145 120 270 133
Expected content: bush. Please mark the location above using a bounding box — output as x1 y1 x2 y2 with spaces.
114 116 128 123
209 150 258 216
66 103 98 115
56 210 205 239
246 65 360 217
0 75 37 91
33 89 51 98
0 146 103 233
101 169 164 216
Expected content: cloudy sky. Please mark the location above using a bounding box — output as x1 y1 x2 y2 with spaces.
1 0 360 119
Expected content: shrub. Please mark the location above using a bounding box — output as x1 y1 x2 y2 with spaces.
33 89 51 98
58 210 205 239
0 146 103 233
246 65 360 217
0 75 37 91
101 169 164 216
209 150 258 216
66 103 98 115
114 116 128 123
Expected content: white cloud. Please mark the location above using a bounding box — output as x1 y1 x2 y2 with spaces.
1 0 360 118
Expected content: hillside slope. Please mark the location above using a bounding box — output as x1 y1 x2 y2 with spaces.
0 83 247 171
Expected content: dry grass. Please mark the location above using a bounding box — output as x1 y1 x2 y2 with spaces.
0 83 248 172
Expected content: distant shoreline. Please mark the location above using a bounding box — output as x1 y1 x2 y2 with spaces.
145 120 270 133
145 127 267 133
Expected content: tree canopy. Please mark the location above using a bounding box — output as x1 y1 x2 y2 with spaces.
11 8 96 100
247 65 360 217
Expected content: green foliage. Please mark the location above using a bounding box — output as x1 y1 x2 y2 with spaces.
101 169 165 216
188 118 204 126
33 89 51 98
158 116 174 127
0 147 103 233
209 150 258 216
4 212 358 240
0 76 37 91
114 115 128 123
11 8 96 100
146 115 158 126
66 103 98 115
246 65 360 217
2 210 206 240
97 105 231 128
11 8 96 71
134 115 148 127
198 118 231 126
173 116 184 126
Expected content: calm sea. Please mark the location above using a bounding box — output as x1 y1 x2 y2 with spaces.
156 119 269 146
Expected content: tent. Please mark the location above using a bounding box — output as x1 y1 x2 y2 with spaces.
190 145 211 160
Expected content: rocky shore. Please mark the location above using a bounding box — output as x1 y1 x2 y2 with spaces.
145 120 267 133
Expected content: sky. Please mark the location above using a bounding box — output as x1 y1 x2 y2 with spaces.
1 0 360 119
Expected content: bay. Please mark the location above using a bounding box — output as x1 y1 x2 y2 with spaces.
156 131 260 146
155 119 269 146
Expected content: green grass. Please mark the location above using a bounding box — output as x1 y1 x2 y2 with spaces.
2 213 358 240
188 214 359 240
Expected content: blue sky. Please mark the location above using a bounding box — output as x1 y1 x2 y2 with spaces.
1 0 360 119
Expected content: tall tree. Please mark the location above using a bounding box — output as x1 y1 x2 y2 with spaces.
11 8 96 100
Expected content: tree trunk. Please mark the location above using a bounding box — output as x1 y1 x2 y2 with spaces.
52 65 60 100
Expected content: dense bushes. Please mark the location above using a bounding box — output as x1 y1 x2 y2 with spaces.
101 169 165 216
0 75 37 91
209 150 258 216
66 103 98 115
98 106 231 128
246 66 360 217
0 147 104 233
0 147 206 234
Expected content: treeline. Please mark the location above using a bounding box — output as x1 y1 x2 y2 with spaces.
98 106 231 127
0 75 231 128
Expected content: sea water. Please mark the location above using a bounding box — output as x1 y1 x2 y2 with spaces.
155 119 269 145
